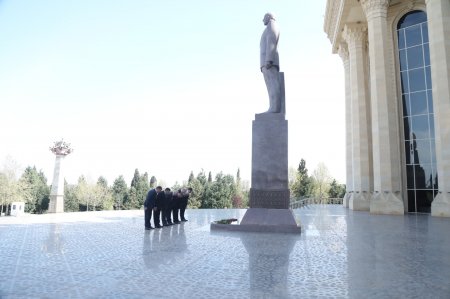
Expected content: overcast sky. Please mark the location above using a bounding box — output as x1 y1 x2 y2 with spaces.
0 0 345 187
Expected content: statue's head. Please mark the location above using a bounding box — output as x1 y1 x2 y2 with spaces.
263 13 275 25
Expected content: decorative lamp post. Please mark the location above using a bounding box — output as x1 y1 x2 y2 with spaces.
48 140 73 213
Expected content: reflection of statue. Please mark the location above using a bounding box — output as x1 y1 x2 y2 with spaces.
240 233 297 299
260 13 281 113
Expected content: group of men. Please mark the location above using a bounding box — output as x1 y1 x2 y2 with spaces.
144 186 192 230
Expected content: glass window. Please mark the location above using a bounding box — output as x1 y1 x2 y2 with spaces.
405 141 412 164
397 10 436 213
402 94 410 116
422 23 429 43
415 139 431 164
427 90 434 113
399 49 408 70
408 190 416 211
424 43 430 66
409 68 426 92
414 165 426 188
407 45 424 69
429 114 435 139
398 29 406 50
425 66 432 89
398 11 427 29
415 190 433 213
404 117 411 140
430 138 436 163
411 115 429 139
407 166 415 188
409 91 428 115
405 24 422 47
401 71 409 93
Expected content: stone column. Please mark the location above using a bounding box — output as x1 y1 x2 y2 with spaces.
360 0 404 214
426 0 450 217
343 24 373 211
48 155 66 213
338 43 353 208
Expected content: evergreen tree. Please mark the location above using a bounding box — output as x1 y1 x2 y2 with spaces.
19 166 50 213
208 171 212 183
188 171 195 184
64 180 79 212
291 159 314 198
112 175 128 210
97 176 108 188
329 179 346 198
149 176 157 188
203 173 235 208
131 169 140 189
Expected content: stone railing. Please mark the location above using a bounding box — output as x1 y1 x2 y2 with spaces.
290 197 343 209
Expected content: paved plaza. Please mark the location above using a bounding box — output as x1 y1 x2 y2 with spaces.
1 205 449 298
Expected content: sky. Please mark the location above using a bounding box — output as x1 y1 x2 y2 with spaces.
0 0 345 187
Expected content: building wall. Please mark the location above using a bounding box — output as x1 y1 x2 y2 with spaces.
324 0 450 216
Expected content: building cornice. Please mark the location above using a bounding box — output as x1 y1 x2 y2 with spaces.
324 0 345 52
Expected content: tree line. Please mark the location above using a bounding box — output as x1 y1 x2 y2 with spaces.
0 157 345 215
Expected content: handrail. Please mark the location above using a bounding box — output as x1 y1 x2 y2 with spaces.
289 197 343 209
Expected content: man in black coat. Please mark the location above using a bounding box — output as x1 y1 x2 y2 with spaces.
154 186 165 228
180 187 192 222
172 189 182 224
144 186 162 230
162 188 173 226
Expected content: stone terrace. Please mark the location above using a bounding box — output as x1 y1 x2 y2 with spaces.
1 206 449 298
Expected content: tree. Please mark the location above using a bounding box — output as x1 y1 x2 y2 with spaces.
208 171 212 183
291 159 313 198
187 178 203 209
149 176 157 188
311 162 332 199
19 166 50 213
125 169 149 209
75 176 90 211
97 176 108 188
188 171 195 184
329 179 346 198
112 175 128 210
232 168 245 208
0 157 25 215
202 173 235 208
64 180 79 212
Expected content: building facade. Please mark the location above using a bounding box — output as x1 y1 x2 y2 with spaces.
324 0 450 216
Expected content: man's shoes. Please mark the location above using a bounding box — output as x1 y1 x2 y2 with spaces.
173 221 181 224
155 225 163 228
181 219 188 222
145 226 154 230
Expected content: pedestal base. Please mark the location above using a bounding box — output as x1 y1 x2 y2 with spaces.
249 188 290 209
343 192 351 208
431 192 450 217
370 192 404 215
349 192 370 211
210 208 301 234
48 195 64 213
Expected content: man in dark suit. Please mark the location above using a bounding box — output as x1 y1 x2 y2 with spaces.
162 188 173 226
144 186 162 230
154 186 165 228
172 189 182 224
180 187 192 222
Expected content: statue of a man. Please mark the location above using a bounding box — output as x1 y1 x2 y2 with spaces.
260 13 281 113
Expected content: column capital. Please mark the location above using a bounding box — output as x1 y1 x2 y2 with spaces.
360 0 390 20
343 23 367 47
337 42 349 65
